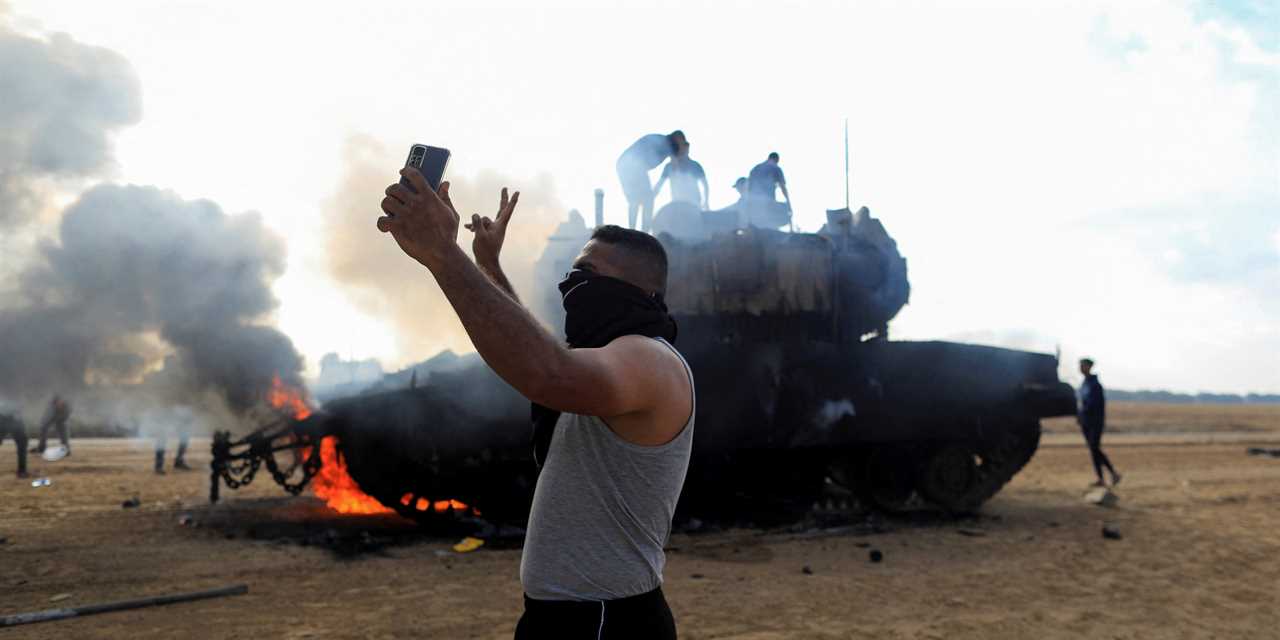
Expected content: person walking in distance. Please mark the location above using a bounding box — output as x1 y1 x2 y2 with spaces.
379 168 693 639
31 394 71 457
1078 358 1120 487
616 130 686 232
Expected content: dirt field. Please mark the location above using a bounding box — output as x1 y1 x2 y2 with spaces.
3 404 1279 639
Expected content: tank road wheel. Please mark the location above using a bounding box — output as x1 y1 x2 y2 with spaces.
918 423 1042 513
966 423 1041 506
917 444 979 513
857 446 917 512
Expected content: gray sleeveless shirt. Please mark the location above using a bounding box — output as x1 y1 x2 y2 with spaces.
520 338 695 601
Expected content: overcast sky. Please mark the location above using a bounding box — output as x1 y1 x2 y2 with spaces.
7 0 1278 393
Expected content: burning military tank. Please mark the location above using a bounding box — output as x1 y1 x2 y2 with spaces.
211 200 1076 524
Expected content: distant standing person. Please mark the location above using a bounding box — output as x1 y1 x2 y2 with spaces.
0 408 29 478
616 131 686 232
745 152 792 228
1078 358 1120 487
652 143 708 210
154 406 194 474
30 394 71 457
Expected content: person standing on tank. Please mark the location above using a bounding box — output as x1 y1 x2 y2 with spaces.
1078 358 1120 487
616 130 686 232
378 168 694 639
744 152 793 229
652 140 709 210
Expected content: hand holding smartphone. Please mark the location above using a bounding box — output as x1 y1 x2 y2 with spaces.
401 144 451 194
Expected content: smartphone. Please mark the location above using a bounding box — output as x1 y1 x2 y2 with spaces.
401 144 451 194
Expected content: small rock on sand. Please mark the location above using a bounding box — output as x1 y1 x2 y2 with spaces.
869 549 884 563
1102 524 1122 540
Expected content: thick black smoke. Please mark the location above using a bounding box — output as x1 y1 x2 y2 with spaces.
0 184 303 411
0 20 141 228
0 15 301 421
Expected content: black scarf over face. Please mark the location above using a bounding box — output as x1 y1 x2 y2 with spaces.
531 269 678 468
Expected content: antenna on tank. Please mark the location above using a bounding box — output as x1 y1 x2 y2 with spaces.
844 117 850 210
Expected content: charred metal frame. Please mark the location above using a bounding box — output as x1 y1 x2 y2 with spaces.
209 417 322 504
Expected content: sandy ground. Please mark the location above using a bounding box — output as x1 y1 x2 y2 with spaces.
3 404 1280 639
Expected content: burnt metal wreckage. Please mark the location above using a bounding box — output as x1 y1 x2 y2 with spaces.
211 198 1078 526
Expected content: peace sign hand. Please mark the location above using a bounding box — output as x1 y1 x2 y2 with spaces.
464 187 520 269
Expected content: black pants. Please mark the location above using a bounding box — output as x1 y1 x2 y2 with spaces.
155 428 190 470
1081 421 1115 480
35 417 69 452
515 587 676 639
0 416 28 475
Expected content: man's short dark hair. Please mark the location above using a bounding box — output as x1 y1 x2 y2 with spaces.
590 225 669 294
768 152 780 161
1079 358 1095 367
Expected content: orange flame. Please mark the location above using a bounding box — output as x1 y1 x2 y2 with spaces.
307 436 392 515
401 494 472 514
267 375 311 420
267 375 474 518
267 375 389 515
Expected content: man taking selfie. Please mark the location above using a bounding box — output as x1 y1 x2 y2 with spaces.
378 168 694 639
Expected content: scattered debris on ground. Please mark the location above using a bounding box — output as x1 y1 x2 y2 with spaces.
1084 487 1118 507
452 537 485 553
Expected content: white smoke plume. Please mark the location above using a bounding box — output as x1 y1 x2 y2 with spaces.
321 134 569 364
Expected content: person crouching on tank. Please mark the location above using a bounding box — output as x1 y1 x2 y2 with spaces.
378 169 693 639
616 130 686 232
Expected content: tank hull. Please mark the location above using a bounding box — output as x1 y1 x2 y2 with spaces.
312 336 1074 522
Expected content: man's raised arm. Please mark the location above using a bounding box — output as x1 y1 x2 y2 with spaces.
376 169 660 420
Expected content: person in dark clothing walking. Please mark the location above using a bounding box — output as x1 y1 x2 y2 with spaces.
30 394 71 457
1078 358 1120 487
0 410 29 478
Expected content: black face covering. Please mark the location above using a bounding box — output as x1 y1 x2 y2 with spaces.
531 269 678 468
